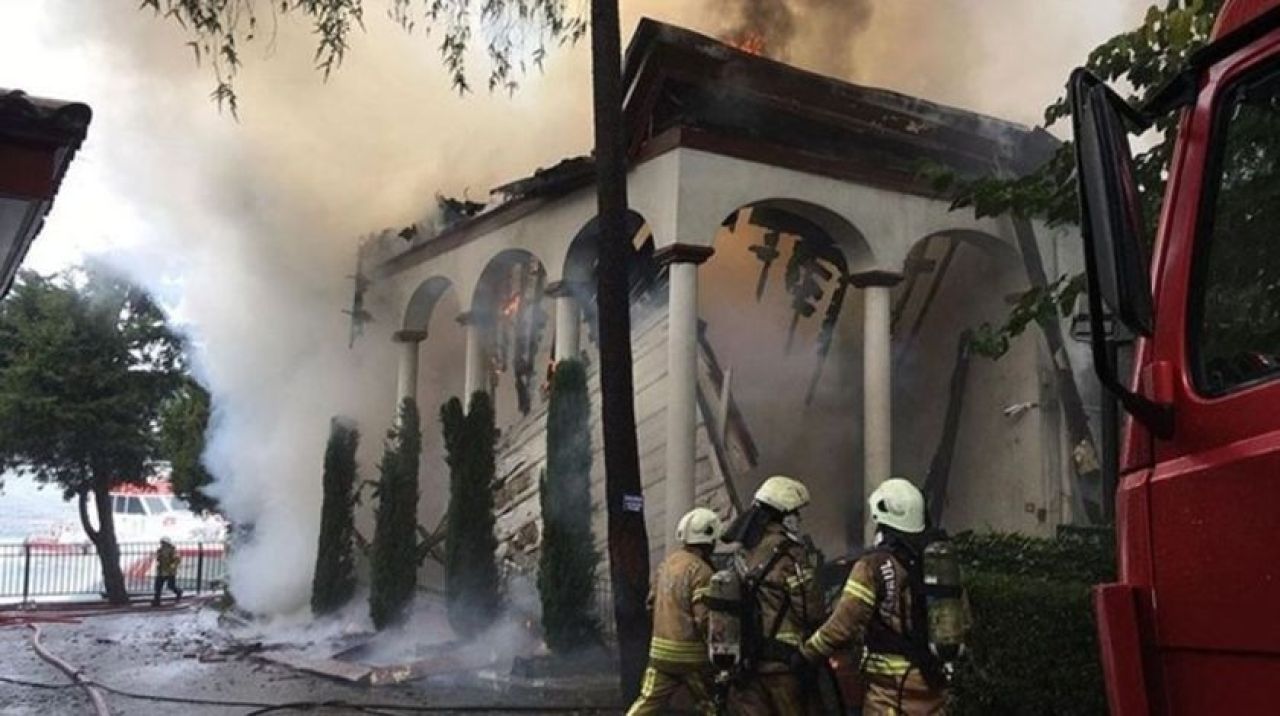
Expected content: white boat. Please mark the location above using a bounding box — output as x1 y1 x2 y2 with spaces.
104 480 226 543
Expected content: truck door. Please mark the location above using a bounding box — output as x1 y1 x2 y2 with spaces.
1151 46 1280 711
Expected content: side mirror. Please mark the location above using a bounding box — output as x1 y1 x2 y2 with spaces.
1069 69 1172 438
1070 69 1153 337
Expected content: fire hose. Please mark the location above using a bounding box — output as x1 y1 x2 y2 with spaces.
26 623 112 716
7 601 621 714
1 599 193 627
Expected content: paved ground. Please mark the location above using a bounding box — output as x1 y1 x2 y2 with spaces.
0 604 621 715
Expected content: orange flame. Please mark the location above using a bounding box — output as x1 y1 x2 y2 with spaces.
728 31 767 56
501 292 521 319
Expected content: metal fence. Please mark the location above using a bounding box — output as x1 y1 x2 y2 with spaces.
0 540 227 603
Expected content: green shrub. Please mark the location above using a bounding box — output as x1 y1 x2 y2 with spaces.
442 392 501 640
369 398 421 630
949 529 1114 715
311 417 359 616
538 360 601 653
950 572 1106 715
953 527 1115 584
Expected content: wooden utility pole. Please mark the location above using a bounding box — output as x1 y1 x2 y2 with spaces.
590 0 652 701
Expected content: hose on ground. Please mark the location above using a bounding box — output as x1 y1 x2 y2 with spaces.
4 673 622 714
12 611 620 714
26 624 112 716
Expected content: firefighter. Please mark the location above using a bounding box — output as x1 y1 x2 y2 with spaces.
152 537 183 607
627 507 723 716
799 478 948 715
726 475 824 716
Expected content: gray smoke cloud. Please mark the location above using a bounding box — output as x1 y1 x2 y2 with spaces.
7 0 1144 616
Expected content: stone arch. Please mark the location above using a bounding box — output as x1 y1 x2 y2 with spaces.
889 227 1037 530
698 199 878 551
561 210 660 345
563 211 657 289
402 276 455 334
708 198 877 275
470 248 552 422
892 228 1022 345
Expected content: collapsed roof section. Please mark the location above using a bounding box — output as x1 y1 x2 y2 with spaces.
620 18 1058 189
0 89 92 297
375 17 1057 269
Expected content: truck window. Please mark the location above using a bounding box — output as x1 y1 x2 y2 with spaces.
1191 64 1280 395
144 496 168 514
126 497 146 515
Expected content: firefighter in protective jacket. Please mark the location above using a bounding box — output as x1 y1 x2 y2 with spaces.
800 478 948 715
627 507 722 716
152 537 183 607
727 475 824 716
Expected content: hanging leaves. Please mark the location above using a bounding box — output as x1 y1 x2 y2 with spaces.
143 0 587 113
927 0 1224 357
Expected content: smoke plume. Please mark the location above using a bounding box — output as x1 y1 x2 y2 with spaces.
6 0 1144 616
720 0 873 78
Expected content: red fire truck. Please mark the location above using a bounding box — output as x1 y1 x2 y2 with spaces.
1073 0 1280 712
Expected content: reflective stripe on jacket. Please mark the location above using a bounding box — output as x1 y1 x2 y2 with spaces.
801 549 908 669
647 546 714 669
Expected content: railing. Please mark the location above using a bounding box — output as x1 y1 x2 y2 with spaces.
0 540 227 604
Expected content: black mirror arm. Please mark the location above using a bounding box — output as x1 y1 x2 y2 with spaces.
1085 286 1174 440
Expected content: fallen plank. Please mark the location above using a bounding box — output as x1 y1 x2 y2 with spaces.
259 649 374 684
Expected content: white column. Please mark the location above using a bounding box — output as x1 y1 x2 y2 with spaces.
459 312 488 400
853 271 902 546
658 244 714 551
548 282 581 362
393 330 427 418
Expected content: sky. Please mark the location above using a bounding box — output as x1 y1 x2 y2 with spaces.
3 0 1148 276
0 0 1150 614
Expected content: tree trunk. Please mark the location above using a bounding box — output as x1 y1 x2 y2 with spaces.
78 482 129 605
590 0 652 702
1011 217 1105 524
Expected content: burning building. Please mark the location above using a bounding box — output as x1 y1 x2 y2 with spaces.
355 19 1090 580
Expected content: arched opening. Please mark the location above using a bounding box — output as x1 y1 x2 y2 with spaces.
471 249 551 426
398 275 464 589
700 201 873 553
560 211 660 348
889 230 1063 536
402 276 453 333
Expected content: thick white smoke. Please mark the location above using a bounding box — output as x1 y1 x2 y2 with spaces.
6 0 1145 615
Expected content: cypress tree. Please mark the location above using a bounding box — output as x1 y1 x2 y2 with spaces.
538 360 601 653
442 392 502 639
369 398 422 630
311 417 360 616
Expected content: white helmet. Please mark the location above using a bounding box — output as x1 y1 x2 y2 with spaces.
676 508 722 546
868 478 926 534
160 537 174 546
753 475 810 514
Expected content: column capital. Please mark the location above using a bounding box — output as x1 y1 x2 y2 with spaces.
655 243 715 267
392 329 428 344
848 270 905 289
456 310 493 327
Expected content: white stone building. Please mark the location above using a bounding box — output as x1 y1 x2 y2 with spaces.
355 19 1094 580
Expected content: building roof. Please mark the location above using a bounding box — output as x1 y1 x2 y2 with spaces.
376 18 1057 273
0 89 92 148
621 18 1057 185
0 90 92 298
